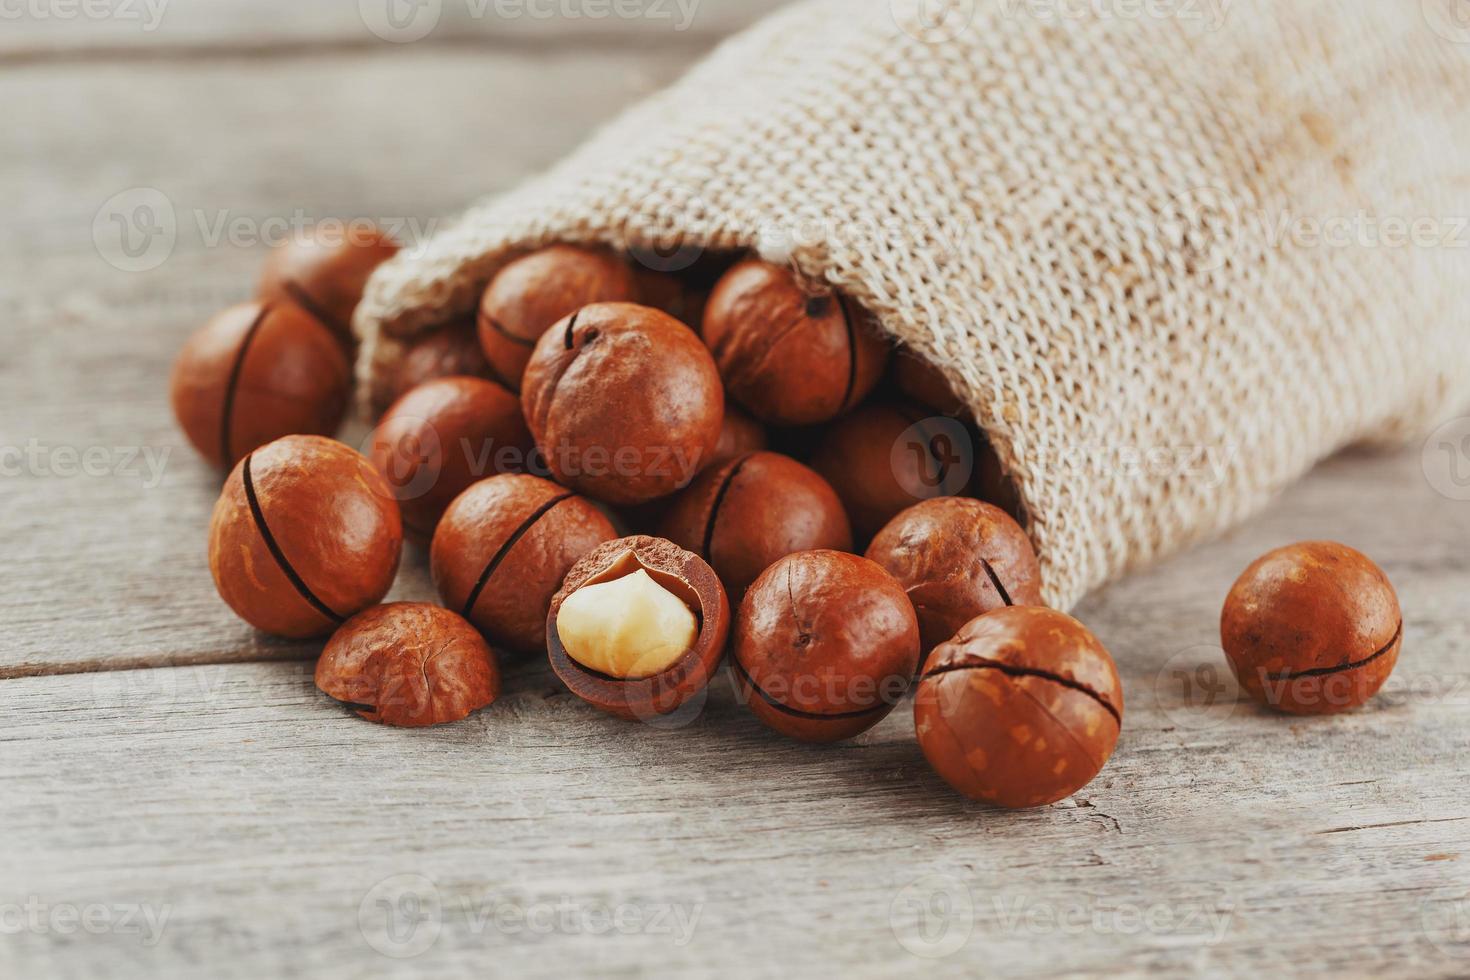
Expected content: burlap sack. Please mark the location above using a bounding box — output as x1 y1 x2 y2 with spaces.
355 0 1470 610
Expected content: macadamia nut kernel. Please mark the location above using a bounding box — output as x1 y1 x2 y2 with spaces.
556 568 698 680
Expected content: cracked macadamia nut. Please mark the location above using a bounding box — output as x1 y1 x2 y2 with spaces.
316 603 500 727
658 452 852 603
521 302 724 506
1221 541 1402 715
867 497 1042 663
811 401 971 542
257 223 398 350
369 376 533 539
431 474 617 657
372 317 493 418
701 260 889 426
209 436 403 639
733 551 920 743
171 302 351 469
548 536 730 721
915 606 1123 808
478 245 637 391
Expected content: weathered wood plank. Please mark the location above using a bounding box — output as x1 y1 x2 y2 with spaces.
1 580 1467 979
0 0 792 57
0 47 697 675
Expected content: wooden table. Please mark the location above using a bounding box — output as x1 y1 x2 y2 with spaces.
4 3 1469 976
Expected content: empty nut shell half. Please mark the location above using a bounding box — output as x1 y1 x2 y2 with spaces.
316 603 500 727
548 536 731 723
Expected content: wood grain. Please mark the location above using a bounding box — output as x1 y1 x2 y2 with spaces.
1 0 793 59
4 5 1470 977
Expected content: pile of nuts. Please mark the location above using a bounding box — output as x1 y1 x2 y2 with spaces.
171 230 1405 809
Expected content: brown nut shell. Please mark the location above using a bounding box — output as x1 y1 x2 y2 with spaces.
810 401 969 543
548 536 730 722
258 225 398 348
867 497 1042 664
369 376 533 540
371 317 493 418
431 474 618 657
733 551 920 743
520 302 724 505
1221 541 1402 715
171 302 351 469
915 606 1123 808
478 245 637 391
701 260 889 426
208 436 403 639
712 406 768 464
893 350 968 417
658 452 852 603
316 603 500 727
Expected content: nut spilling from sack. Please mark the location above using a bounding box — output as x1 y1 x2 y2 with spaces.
170 232 1403 808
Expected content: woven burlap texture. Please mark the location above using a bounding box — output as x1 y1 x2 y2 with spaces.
355 0 1470 610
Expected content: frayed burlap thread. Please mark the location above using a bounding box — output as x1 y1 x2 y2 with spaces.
355 0 1470 610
